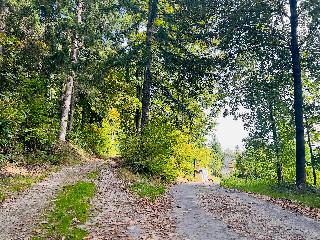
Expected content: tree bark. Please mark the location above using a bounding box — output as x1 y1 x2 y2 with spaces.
59 75 74 141
0 3 9 58
289 0 306 188
270 104 283 184
59 0 83 141
140 0 158 130
67 84 76 133
135 84 142 132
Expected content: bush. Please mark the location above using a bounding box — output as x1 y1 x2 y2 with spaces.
0 76 60 162
120 120 176 181
120 120 214 181
0 94 25 156
71 119 113 157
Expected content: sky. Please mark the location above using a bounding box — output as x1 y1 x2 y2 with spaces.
214 114 248 150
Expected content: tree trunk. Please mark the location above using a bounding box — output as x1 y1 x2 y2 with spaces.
305 119 317 185
135 84 142 132
140 0 158 130
67 85 76 133
59 75 74 141
0 4 8 57
270 103 283 184
58 0 83 141
181 83 185 126
289 0 306 189
312 163 317 186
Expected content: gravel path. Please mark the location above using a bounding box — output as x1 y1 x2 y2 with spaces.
0 159 103 240
171 183 320 240
171 183 247 240
2 162 320 240
84 166 177 240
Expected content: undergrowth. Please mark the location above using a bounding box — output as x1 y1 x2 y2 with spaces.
33 181 96 240
118 168 166 202
222 177 320 208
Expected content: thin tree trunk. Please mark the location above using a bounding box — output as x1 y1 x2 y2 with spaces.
312 161 317 186
141 0 158 130
289 0 306 188
59 75 74 141
270 103 283 184
67 85 76 132
181 83 185 126
135 84 142 132
59 0 83 141
0 4 8 59
305 118 317 185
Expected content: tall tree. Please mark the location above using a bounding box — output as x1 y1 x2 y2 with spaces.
141 0 158 129
289 0 306 188
59 0 83 141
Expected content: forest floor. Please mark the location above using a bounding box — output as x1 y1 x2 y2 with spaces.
1 159 320 240
0 159 103 239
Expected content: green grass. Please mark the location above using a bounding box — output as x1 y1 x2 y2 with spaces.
117 167 167 202
33 181 96 240
222 177 320 208
0 174 48 202
130 181 165 202
87 170 99 179
0 191 5 202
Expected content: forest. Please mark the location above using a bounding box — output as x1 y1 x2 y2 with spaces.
1 0 319 185
1 0 320 239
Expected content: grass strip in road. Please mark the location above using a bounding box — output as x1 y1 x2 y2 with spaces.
87 170 99 180
222 177 320 208
130 181 165 202
0 172 52 203
118 168 166 202
33 181 96 240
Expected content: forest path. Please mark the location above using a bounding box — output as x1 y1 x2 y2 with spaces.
0 159 103 240
171 183 245 240
172 183 320 240
84 163 177 239
2 161 320 240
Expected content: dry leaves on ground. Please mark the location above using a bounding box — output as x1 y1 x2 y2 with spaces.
198 186 320 240
84 166 178 240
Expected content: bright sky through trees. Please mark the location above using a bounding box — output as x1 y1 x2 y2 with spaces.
215 114 248 150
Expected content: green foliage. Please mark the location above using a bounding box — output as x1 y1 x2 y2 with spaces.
1 0 221 173
0 76 59 159
2 0 317 188
120 120 177 181
72 122 112 156
34 181 96 240
130 181 165 202
233 119 299 183
234 146 276 180
222 177 320 209
0 94 24 157
120 120 215 181
209 137 224 176
71 108 121 157
71 121 112 157
0 192 4 202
